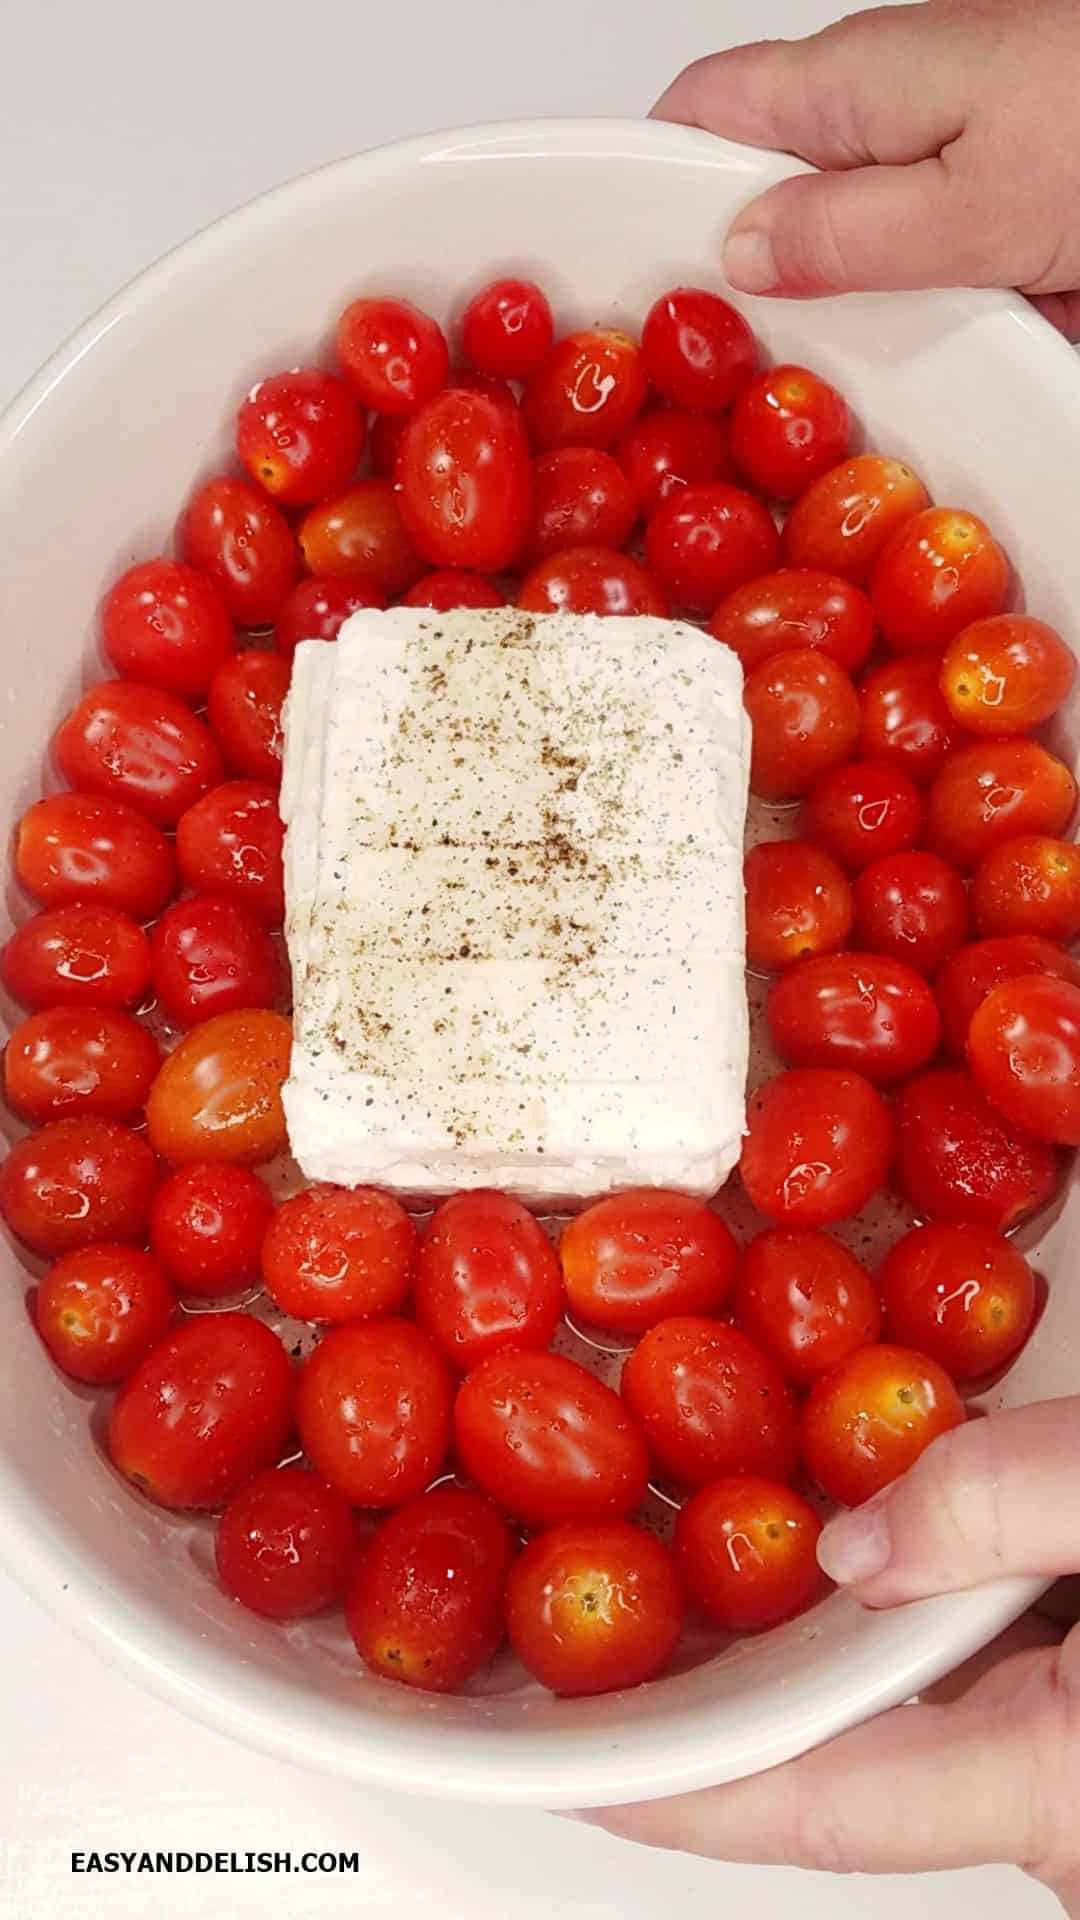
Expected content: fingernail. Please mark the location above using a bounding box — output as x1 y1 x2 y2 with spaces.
723 226 778 295
818 1499 892 1585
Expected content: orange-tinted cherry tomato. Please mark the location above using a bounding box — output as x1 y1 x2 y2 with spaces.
4 1005 160 1124
507 1521 682 1696
297 1318 453 1507
646 482 780 616
559 1189 737 1335
0 1116 157 1257
1 904 150 1012
35 1243 174 1386
517 546 669 617
802 1344 965 1506
150 1161 273 1299
880 1221 1037 1381
336 296 449 415
400 569 506 611
740 1068 894 1226
854 849 970 976
397 389 532 572
53 679 224 829
893 1066 1059 1231
743 648 861 801
641 287 755 411
782 455 930 583
415 1189 562 1373
802 760 923 872
615 406 731 516
971 835 1080 941
937 934 1080 1061
176 780 284 924
149 894 280 1028
15 792 177 921
216 1465 358 1620
181 475 299 627
523 446 636 565
207 650 289 785
744 840 855 973
298 480 423 596
968 975 1080 1144
870 508 1010 654
859 653 962 787
146 1008 291 1166
710 569 874 675
262 1184 417 1323
675 1476 824 1630
461 277 554 379
621 1315 799 1488
736 1228 881 1387
236 369 364 506
766 950 940 1086
924 736 1077 872
730 364 851 500
102 558 235 702
940 613 1076 734
273 576 384 660
523 329 647 450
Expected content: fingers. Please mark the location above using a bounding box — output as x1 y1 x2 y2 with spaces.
1028 291 1080 341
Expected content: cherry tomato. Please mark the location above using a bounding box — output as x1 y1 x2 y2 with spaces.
766 950 941 1086
730 364 852 500
802 760 923 872
802 1344 965 1506
273 576 384 660
870 508 1010 653
107 1312 292 1511
236 369 364 505
146 1008 291 1166
149 894 280 1028
296 1318 452 1507
675 1477 824 1630
447 366 522 414
517 546 669 617
53 679 224 829
150 1161 273 1299
181 475 299 627
559 1189 737 1335
740 1068 894 1226
216 1465 358 1620
506 1521 682 1696
15 793 177 921
347 1484 512 1691
461 277 554 379
176 781 284 924
971 834 1080 941
940 613 1076 734
615 407 731 516
1 905 150 1012
967 975 1080 1144
893 1066 1059 1231
396 389 532 572
853 849 970 976
455 1350 648 1527
736 1228 881 1387
924 736 1077 872
102 558 235 702
523 446 636 566
400 570 505 611
641 287 755 411
859 653 962 787
298 480 423 597
744 840 855 973
369 412 408 479
206 650 289 785
415 1189 563 1373
936 935 1080 1061
336 296 449 416
880 1221 1037 1381
262 1184 417 1323
621 1316 799 1488
4 1005 159 1124
0 1116 157 1257
710 569 874 676
35 1243 173 1386
522 329 647 450
646 482 780 617
743 648 861 801
782 455 930 583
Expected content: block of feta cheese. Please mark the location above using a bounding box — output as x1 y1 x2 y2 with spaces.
279 606 750 1205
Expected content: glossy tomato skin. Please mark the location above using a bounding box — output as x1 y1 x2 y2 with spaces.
517 546 669 617
968 976 1080 1144
397 390 532 572
802 760 923 873
740 1068 894 1226
853 849 970 977
880 1221 1037 1381
0 1117 157 1257
859 653 962 787
730 364 852 500
35 1243 174 1386
2 905 150 1012
415 1189 563 1373
893 1067 1059 1231
15 792 177 921
236 369 364 505
176 781 284 924
336 296 449 415
937 935 1080 1061
615 407 731 516
522 329 647 450
455 1349 649 1527
802 1344 965 1507
107 1312 293 1511
766 950 940 1086
262 1184 417 1323
53 680 224 829
181 476 299 627
216 1466 358 1620
461 277 554 379
298 481 423 596
149 894 280 1028
870 508 1010 654
735 1228 881 1387
675 1477 824 1630
102 559 234 702
924 736 1077 872
971 835 1080 941
150 1161 273 1299
744 841 855 973
621 1316 799 1488
646 482 780 617
559 1189 737 1335
206 650 290 785
400 569 506 611
940 613 1076 734
743 649 861 801
296 1319 453 1508
506 1520 682 1696
524 446 636 566
146 1008 291 1166
782 456 930 583
273 576 384 660
4 1005 160 1124
641 287 755 411
710 569 873 675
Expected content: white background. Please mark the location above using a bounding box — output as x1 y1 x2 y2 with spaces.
0 0 1060 1913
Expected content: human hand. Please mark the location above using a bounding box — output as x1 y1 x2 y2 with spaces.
653 0 1080 337
579 1396 1080 1914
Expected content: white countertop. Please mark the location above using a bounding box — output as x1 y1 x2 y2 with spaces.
0 0 1058 1912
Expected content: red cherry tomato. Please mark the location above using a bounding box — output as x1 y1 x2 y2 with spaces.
1 905 150 1012
940 613 1076 734
621 1315 799 1488
506 1521 682 1696
4 1005 160 1123
523 446 637 566
298 480 423 597
924 736 1077 872
967 975 1080 1144
766 950 941 1086
415 1189 563 1373
559 1189 737 1335
853 849 970 976
273 576 384 660
400 569 506 611
615 407 731 516
802 1344 965 1507
216 1465 358 1620
296 1319 452 1507
369 412 408 479
641 287 755 411
522 329 648 450
181 475 299 627
146 1008 291 1166
149 894 280 1028
740 1068 894 1226
517 546 669 617
971 835 1080 941
236 369 364 505
447 366 523 413
870 508 1010 654
646 482 780 617
730 364 852 500
396 390 532 572
675 1477 824 1630
108 1312 293 1511
710 569 874 676
736 1227 881 1387
0 1117 157 1257
802 760 923 872
35 1243 173 1386
15 792 177 921
336 296 449 416
893 1066 1059 1231
347 1484 512 1692
53 680 224 829
880 1221 1037 1381
150 1162 273 1300
262 1184 417 1323
744 840 855 973
782 456 930 583
102 559 235 702
859 653 962 787
206 650 289 785
454 1349 649 1527
936 935 1080 1061
743 648 861 801
176 780 284 924
461 277 554 379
